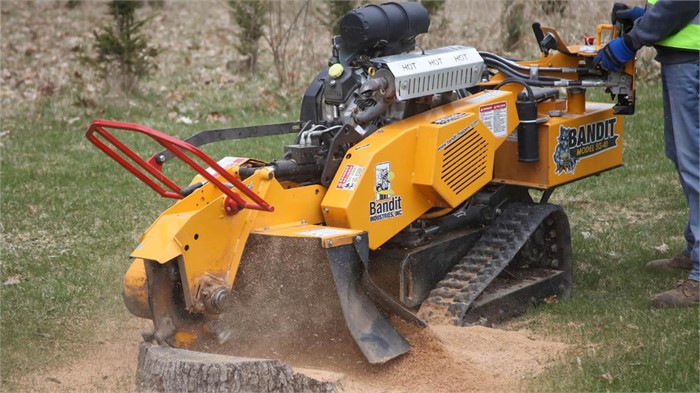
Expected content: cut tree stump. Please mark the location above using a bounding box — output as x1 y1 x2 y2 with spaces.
136 343 342 393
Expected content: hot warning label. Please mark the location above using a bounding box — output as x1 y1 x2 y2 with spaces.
335 164 364 190
479 101 507 137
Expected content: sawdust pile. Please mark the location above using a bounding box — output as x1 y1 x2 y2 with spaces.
334 320 567 393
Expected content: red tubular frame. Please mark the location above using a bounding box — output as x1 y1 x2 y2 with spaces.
86 119 274 213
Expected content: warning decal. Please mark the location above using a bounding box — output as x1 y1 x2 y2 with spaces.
479 101 507 138
335 164 364 190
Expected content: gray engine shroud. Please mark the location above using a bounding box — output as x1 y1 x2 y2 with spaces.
372 45 485 101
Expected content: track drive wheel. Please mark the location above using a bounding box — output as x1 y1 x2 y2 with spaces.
144 259 205 347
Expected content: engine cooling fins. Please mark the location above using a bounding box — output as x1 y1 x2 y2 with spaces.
418 202 573 326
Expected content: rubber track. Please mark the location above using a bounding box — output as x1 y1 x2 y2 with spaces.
418 202 564 325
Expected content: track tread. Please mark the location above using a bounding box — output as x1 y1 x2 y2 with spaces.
418 202 567 325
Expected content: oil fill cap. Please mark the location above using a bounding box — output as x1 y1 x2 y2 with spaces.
329 64 344 79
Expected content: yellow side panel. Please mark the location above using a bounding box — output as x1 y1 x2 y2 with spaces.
322 128 432 250
547 104 624 186
129 170 326 308
494 103 624 188
414 117 498 207
322 90 519 250
131 213 194 263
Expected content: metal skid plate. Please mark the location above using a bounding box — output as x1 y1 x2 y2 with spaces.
372 45 485 101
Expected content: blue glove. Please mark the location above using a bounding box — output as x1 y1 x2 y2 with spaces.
594 36 636 72
615 6 645 24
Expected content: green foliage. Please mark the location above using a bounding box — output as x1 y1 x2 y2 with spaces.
317 0 356 35
91 1 159 94
502 0 526 52
228 0 269 74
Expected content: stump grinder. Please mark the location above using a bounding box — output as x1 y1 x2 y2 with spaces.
87 3 636 365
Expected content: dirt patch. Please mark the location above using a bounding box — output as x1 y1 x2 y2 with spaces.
14 318 150 393
18 316 566 393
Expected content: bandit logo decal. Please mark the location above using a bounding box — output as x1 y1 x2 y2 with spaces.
374 162 394 200
553 118 619 175
370 162 403 222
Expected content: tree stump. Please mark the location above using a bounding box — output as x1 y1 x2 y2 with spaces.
136 343 341 393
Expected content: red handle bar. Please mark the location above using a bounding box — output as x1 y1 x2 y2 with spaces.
86 119 273 214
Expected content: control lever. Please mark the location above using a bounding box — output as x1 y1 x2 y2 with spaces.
532 23 558 55
611 2 635 35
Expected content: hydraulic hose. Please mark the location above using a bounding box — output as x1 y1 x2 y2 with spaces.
480 52 607 88
482 56 562 82
494 78 534 100
479 51 585 75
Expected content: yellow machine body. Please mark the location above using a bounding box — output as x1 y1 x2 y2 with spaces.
493 101 624 188
486 29 630 189
123 92 627 316
322 90 519 249
123 163 327 315
124 90 524 312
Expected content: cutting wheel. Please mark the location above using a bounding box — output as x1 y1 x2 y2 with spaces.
145 260 204 347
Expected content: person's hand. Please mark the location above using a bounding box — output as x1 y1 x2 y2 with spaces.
614 5 645 25
594 36 636 72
